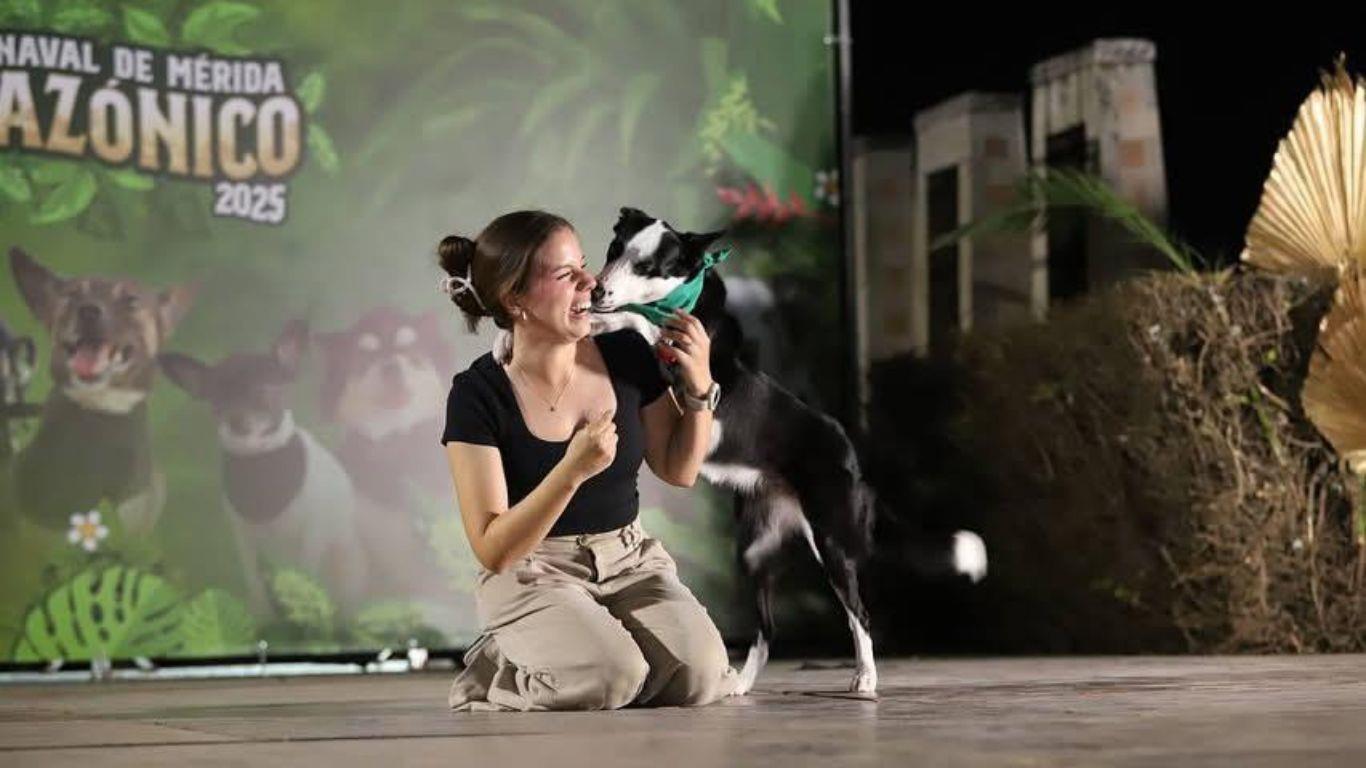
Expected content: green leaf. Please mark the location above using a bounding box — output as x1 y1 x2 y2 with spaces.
297 71 326 114
561 102 611 182
30 169 97 225
105 167 155 191
747 0 784 24
519 68 594 138
351 602 442 649
180 589 255 655
181 1 261 55
51 3 113 33
307 124 339 174
699 37 730 98
458 3 590 66
419 105 485 140
3 0 41 25
28 158 79 185
268 568 335 635
0 162 32 203
438 35 555 74
719 130 816 206
619 72 662 165
122 6 171 47
12 566 185 662
929 167 1201 274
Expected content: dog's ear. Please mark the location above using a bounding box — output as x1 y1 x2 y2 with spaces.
156 282 197 340
678 229 726 272
158 352 213 400
9 247 64 329
273 319 310 377
681 229 725 254
614 207 651 234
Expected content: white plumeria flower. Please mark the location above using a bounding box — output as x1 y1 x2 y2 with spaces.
68 510 109 552
813 169 840 207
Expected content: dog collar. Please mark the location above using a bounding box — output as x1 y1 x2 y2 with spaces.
219 410 297 456
621 248 731 326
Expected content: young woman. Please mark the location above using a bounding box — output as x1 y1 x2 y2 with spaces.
438 210 735 711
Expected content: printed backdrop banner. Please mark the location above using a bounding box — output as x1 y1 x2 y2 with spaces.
0 0 842 662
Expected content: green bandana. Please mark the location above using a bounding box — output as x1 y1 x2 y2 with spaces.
621 248 732 326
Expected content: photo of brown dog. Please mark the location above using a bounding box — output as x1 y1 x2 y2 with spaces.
7 247 195 534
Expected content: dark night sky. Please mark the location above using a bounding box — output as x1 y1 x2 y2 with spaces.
848 11 1366 265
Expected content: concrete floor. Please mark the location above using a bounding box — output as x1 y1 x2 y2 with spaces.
3 655 1365 766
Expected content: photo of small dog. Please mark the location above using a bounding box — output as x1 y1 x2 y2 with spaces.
7 247 195 534
584 207 990 696
315 307 467 629
315 307 453 508
159 320 370 616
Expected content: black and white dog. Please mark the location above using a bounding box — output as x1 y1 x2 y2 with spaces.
500 208 988 695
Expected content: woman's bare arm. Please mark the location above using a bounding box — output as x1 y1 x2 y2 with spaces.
445 409 615 573
641 390 713 487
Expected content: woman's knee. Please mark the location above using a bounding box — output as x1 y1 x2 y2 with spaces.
598 648 652 709
654 635 734 707
553 645 650 710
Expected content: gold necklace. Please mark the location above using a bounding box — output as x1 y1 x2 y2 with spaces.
509 362 575 412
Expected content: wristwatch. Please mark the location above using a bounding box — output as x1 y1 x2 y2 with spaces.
677 381 721 411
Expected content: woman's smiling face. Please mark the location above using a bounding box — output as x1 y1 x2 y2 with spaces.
514 227 598 341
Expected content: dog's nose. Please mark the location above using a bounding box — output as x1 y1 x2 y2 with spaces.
591 286 606 303
77 304 102 326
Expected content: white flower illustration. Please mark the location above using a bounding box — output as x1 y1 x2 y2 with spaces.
68 510 109 552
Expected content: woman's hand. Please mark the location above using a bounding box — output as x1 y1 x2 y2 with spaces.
658 309 712 397
561 409 617 483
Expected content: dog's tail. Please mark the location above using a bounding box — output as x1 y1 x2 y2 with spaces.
863 483 988 582
892 529 988 583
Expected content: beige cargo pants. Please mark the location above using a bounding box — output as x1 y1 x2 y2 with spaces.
449 519 738 711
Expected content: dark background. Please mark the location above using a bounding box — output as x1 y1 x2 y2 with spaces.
849 11 1366 265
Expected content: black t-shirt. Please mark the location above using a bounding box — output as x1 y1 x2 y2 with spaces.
441 329 669 536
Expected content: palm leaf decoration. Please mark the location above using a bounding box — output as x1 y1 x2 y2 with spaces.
1241 58 1366 281
10 565 184 662
932 166 1200 275
1303 267 1366 472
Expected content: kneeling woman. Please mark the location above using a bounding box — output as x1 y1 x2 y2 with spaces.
439 210 735 711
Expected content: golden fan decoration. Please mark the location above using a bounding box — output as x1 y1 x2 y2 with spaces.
1303 267 1366 473
1241 59 1366 280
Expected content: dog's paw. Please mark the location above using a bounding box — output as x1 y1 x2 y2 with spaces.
849 666 878 696
730 674 755 697
731 637 768 696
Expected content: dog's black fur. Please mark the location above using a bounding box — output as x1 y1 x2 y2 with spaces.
588 207 986 695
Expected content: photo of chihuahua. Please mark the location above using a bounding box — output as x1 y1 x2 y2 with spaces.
315 307 453 508
159 320 370 616
315 307 467 629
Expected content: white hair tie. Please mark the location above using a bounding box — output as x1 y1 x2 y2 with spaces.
439 271 488 312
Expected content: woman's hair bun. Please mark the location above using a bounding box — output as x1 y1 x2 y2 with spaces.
438 234 476 276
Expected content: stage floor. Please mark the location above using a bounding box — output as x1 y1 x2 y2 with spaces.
4 655 1365 766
